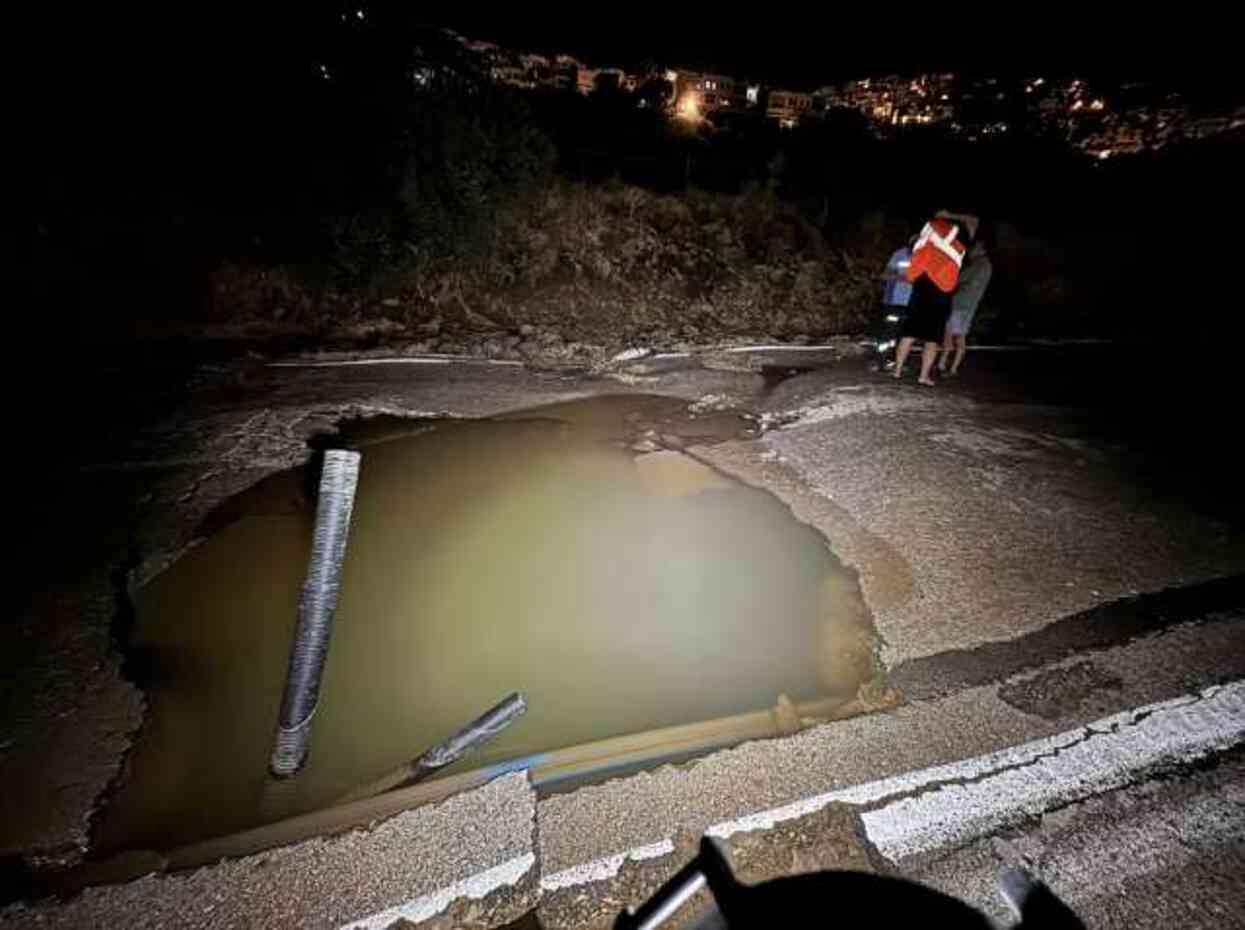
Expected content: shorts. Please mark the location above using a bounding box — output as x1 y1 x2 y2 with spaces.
946 306 977 337
901 276 952 343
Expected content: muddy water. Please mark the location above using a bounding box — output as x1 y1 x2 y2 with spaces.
95 397 875 855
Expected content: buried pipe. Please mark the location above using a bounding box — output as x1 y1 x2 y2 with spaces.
269 449 362 778
55 691 869 892
173 693 863 868
337 692 528 804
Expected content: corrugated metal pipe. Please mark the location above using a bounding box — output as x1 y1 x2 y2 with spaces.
269 449 361 778
337 692 528 803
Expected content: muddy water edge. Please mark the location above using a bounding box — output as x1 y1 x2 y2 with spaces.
92 395 879 857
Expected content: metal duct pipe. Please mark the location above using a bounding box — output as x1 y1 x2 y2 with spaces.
337 692 528 803
269 449 361 778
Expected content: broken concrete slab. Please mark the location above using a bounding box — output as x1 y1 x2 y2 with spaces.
533 616 1245 919
3 773 537 930
749 382 1245 665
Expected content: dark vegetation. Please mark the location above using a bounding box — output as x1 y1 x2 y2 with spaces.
23 4 1245 360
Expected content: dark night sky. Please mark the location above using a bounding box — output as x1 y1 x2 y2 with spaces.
427 10 1243 99
36 3 1243 150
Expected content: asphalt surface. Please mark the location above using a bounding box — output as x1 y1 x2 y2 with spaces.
3 344 1244 928
909 747 1245 929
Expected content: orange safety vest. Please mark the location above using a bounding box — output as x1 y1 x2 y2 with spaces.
906 219 966 293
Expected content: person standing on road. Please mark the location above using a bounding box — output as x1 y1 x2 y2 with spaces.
875 240 915 371
893 211 977 386
940 239 993 377
882 242 915 310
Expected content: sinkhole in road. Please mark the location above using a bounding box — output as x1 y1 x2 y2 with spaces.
94 396 877 855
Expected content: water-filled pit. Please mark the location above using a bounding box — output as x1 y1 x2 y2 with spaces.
95 396 876 855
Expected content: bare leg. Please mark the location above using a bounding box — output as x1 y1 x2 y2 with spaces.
939 326 954 372
951 334 967 374
918 341 939 385
893 337 916 378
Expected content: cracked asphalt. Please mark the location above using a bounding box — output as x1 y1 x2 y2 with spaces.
908 746 1245 928
3 344 1244 927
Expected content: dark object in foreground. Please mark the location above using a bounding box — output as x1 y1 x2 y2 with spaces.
337 692 528 803
616 836 1085 930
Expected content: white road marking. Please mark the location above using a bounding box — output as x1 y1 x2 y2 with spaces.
860 681 1245 861
264 341 1069 371
540 681 1245 895
340 852 536 930
541 840 676 892
267 356 526 368
611 347 654 362
720 344 839 353
269 357 451 367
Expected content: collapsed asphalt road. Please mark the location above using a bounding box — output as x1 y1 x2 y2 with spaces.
2 343 1243 928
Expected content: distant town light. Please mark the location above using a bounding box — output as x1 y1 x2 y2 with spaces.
427 30 1236 163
